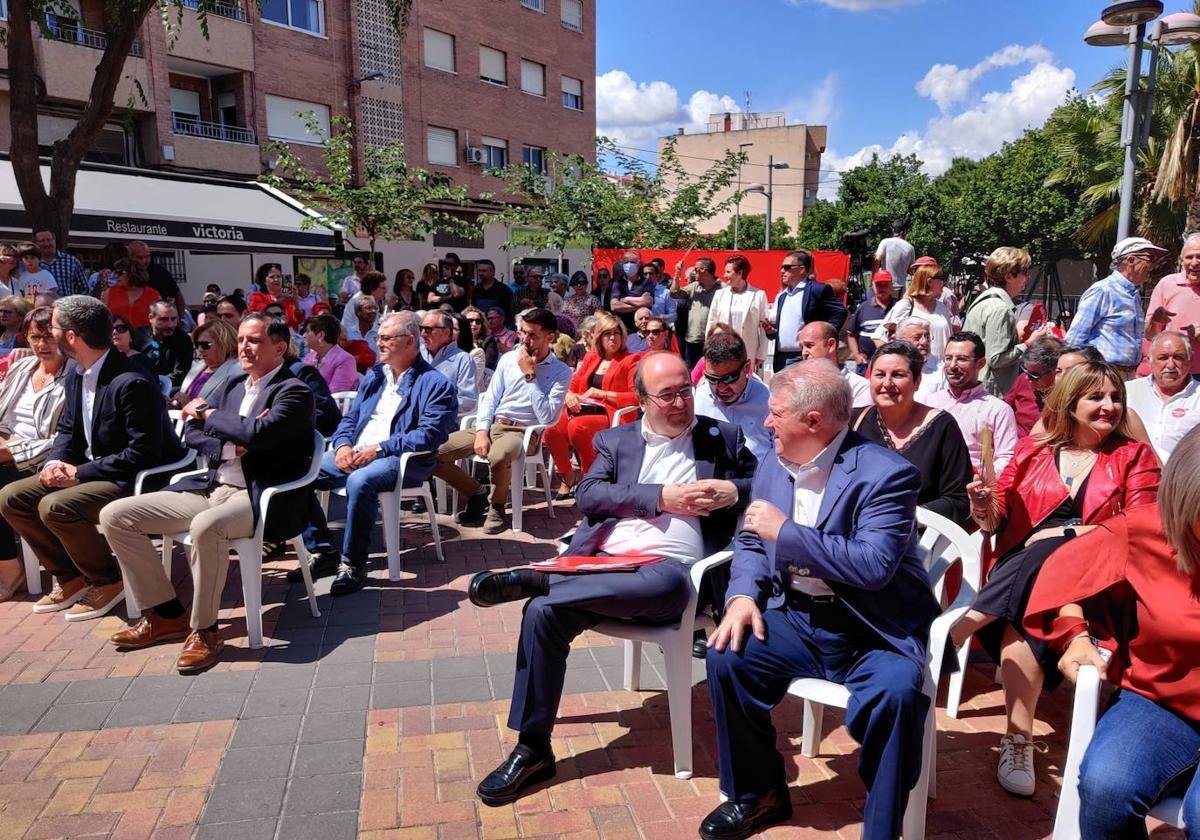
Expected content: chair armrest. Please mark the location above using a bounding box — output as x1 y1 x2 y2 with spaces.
460 414 477 431
168 467 208 484
522 423 549 454
393 450 431 494
611 406 639 428
135 452 196 495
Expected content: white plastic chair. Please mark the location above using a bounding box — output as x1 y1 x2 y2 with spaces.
1052 663 1185 839
331 391 357 416
20 540 41 596
611 405 639 427
591 550 733 780
463 417 554 533
157 431 325 649
788 507 981 839
944 529 988 719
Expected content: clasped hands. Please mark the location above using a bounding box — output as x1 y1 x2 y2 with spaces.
659 479 738 516
39 460 78 488
335 444 378 472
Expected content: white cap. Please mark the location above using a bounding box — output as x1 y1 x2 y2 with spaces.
1111 236 1168 261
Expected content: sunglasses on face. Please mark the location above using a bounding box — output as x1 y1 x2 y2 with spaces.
645 328 665 335
466 318 484 325
1021 364 1046 381
419 325 447 333
780 264 803 271
113 325 130 334
196 341 214 351
704 368 744 385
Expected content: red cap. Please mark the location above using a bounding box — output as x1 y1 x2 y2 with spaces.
908 256 939 274
871 270 893 284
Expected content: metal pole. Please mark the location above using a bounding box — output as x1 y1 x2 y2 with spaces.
733 142 752 250
1117 22 1147 241
765 154 774 251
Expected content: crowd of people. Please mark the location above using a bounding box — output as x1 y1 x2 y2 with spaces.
0 228 1196 840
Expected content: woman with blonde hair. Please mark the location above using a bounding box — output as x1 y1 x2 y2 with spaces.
1025 423 1200 838
174 318 240 406
880 262 956 360
963 246 1050 396
544 309 640 497
950 362 1160 797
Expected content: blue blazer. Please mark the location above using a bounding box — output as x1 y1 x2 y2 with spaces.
728 431 939 668
330 358 458 485
775 280 848 333
566 415 758 557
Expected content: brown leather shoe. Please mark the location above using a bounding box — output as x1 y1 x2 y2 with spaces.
110 613 191 650
175 628 223 674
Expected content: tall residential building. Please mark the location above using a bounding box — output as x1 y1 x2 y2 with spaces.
0 0 596 288
659 112 827 238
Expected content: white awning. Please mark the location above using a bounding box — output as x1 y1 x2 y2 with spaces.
0 159 336 254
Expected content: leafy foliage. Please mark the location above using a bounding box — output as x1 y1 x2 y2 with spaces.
261 115 474 261
706 214 797 251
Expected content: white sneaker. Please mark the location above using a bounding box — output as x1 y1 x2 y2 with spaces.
997 733 1043 797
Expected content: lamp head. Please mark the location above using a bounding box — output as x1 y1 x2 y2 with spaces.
1101 0 1163 27
1159 11 1200 45
1085 19 1131 46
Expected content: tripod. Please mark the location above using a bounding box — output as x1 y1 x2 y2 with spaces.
1020 259 1069 324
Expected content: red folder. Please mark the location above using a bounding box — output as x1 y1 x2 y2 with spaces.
529 554 665 574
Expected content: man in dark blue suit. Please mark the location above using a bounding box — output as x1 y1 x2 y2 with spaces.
467 352 757 806
700 360 938 840
294 311 457 595
766 250 847 372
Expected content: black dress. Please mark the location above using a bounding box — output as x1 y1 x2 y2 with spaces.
973 455 1090 689
853 406 974 527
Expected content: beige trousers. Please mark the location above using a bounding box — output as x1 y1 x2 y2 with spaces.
99 485 253 629
433 425 530 507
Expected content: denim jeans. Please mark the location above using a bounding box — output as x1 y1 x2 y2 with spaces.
303 449 411 569
1079 689 1200 839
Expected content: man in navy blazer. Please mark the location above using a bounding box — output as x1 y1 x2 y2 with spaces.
700 360 938 840
766 250 847 371
0 295 183 622
296 311 457 595
467 352 757 806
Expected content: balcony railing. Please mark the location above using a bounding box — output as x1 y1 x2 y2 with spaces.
46 20 144 57
180 0 247 23
172 115 257 145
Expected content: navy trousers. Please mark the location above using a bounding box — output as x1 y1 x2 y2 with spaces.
706 599 928 840
508 560 691 735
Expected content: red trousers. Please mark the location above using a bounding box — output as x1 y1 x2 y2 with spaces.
545 411 610 478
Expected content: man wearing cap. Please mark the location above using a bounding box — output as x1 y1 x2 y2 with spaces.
847 270 894 373
1146 232 1200 379
1064 237 1167 376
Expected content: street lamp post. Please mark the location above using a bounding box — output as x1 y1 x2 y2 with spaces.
1084 2 1200 240
765 155 789 251
732 142 753 251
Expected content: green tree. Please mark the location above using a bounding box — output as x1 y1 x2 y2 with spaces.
261 115 473 262
5 1 413 246
708 214 797 251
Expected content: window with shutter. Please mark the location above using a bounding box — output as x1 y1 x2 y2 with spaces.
561 0 582 31
482 137 508 169
423 28 456 73
427 126 458 166
265 95 329 144
520 60 545 96
561 76 583 111
479 46 507 85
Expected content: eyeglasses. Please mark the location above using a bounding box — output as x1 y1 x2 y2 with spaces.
932 275 947 281
196 341 214 351
419 325 448 333
377 334 406 344
26 333 53 344
112 325 130 334
780 264 803 271
1020 364 1047 381
645 386 694 406
645 328 665 335
704 368 744 386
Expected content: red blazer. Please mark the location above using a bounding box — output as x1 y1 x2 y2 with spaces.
568 350 640 421
1003 373 1042 437
247 291 303 329
989 434 1160 563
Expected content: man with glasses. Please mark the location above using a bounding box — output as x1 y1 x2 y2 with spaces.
434 309 571 534
1065 236 1167 376
465 352 757 806
420 310 478 417
671 256 722 368
290 312 458 594
765 251 846 372
486 307 519 353
694 332 772 462
1002 335 1065 436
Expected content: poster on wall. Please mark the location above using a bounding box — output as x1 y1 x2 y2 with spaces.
294 257 358 301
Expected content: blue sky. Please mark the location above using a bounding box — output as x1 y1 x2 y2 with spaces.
595 0 1138 196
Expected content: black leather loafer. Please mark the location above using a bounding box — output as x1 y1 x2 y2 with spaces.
286 552 341 583
467 570 548 608
698 789 792 840
477 745 555 805
692 629 709 660
329 564 366 596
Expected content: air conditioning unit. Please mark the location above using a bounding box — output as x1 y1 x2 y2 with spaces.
465 146 486 165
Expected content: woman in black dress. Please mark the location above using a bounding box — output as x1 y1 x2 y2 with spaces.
854 340 973 526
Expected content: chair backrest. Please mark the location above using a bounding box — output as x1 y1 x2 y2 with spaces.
611 405 639 428
331 391 356 415
254 430 326 542
915 507 982 610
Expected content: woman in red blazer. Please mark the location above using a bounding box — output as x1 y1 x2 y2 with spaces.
950 362 1160 798
545 310 641 497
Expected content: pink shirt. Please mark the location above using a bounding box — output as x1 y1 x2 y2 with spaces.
924 383 1019 475
304 344 358 393
1147 272 1200 373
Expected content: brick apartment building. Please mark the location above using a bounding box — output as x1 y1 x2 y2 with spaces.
0 0 596 292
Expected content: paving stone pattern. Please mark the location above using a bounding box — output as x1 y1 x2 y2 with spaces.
0 502 1184 839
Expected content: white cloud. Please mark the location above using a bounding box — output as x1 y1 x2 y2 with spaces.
596 69 740 153
820 56 1075 198
780 72 839 127
790 0 923 10
916 44 1054 113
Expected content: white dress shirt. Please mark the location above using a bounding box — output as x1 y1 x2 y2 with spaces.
784 427 849 597
81 349 111 460
215 363 283 488
601 420 705 562
774 283 807 352
1126 375 1200 463
693 375 772 463
355 364 408 449
843 368 872 409
476 348 571 431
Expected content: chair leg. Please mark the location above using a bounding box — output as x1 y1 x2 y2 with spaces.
290 537 321 618
21 540 41 596
511 453 526 533
623 639 642 691
901 698 935 838
422 488 444 562
233 541 264 649
317 490 329 517
801 700 824 758
538 462 555 518
662 636 696 779
946 639 971 719
380 492 402 582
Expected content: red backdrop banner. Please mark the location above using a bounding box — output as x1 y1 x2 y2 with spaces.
592 249 852 296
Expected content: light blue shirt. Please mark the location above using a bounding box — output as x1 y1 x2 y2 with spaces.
693 374 773 463
775 283 807 352
476 348 571 431
1063 270 1145 367
422 343 478 417
652 283 679 325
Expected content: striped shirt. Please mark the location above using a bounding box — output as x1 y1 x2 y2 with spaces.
42 251 90 297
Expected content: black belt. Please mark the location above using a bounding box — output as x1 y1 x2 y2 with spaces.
787 589 838 606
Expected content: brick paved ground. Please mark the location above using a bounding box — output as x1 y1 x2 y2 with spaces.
0 496 1184 839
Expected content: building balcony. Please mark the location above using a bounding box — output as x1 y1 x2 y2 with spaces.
181 0 247 23
169 2 254 72
172 114 256 145
45 22 144 57
36 35 150 111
